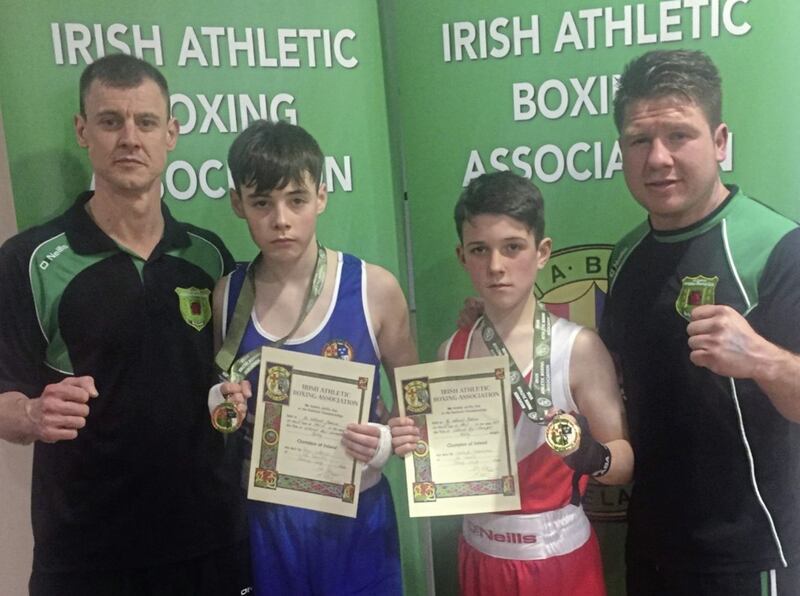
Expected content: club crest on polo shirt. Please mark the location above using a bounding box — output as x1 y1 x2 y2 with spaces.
675 275 719 321
321 339 354 360
174 287 212 331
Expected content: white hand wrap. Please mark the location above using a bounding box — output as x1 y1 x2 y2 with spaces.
208 383 225 416
365 422 392 470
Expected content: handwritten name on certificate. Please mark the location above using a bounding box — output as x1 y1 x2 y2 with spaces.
395 356 520 517
247 346 374 518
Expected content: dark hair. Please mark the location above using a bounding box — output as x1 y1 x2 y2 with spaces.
454 171 545 243
79 54 170 117
227 120 324 194
613 50 722 132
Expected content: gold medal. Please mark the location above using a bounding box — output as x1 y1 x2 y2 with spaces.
545 412 581 455
211 400 244 434
213 244 328 434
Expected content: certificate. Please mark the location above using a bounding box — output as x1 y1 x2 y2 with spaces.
395 355 520 517
247 346 374 518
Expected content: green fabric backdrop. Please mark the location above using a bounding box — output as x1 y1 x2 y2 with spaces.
3 1 800 594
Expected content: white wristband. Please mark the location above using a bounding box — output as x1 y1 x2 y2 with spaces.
208 383 225 416
365 422 392 470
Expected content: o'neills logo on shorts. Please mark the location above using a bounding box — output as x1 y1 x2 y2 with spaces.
466 520 537 544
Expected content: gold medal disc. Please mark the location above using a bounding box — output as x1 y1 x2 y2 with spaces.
211 400 244 434
545 412 581 455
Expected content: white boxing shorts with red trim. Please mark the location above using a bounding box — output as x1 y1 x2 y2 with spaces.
458 504 606 596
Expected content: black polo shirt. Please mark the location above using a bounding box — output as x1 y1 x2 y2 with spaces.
600 187 800 572
0 192 246 572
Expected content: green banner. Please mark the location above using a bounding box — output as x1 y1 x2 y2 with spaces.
389 0 800 361
0 1 422 594
4 1 800 595
385 1 800 594
0 0 406 272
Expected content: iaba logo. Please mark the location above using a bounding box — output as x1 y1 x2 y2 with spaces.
536 244 630 523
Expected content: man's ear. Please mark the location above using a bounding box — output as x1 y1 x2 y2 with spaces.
74 114 89 148
230 189 245 219
166 117 179 151
713 122 729 163
456 244 466 266
536 237 552 270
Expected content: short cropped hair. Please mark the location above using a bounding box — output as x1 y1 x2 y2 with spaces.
79 54 170 117
454 171 545 244
228 120 324 194
613 50 722 132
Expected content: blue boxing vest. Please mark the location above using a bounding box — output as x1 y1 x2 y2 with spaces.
223 251 401 596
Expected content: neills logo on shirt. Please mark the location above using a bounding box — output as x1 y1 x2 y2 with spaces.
38 243 69 270
174 287 212 331
466 521 537 544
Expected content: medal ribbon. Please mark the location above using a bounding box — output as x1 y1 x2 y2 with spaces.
480 302 552 424
214 243 328 383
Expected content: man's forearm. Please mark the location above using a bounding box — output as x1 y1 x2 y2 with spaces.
0 391 36 444
753 346 800 423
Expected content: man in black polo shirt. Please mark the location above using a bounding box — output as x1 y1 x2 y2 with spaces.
601 50 800 595
0 54 249 595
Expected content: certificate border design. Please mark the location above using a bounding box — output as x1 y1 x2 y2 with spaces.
253 365 368 504
408 370 516 503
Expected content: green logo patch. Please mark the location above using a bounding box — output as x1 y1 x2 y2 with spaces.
675 275 718 320
175 287 212 331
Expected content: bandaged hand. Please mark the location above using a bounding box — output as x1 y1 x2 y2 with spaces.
561 413 612 478
343 422 392 468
